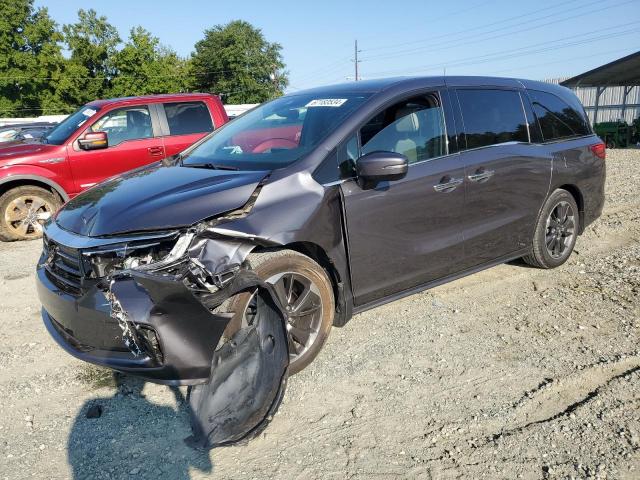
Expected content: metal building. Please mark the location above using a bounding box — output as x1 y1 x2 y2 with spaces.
548 51 640 125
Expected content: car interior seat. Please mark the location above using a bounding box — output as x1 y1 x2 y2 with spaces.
127 110 151 140
420 108 445 158
394 107 420 162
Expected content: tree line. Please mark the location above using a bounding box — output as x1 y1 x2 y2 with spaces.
0 0 288 117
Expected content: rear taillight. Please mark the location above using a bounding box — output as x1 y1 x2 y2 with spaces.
590 142 606 160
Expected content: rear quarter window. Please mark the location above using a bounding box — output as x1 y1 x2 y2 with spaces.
456 89 529 150
527 90 591 142
163 101 214 136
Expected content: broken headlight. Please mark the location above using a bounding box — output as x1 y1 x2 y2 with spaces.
82 232 194 278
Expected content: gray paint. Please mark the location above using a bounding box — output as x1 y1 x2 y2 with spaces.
38 75 605 385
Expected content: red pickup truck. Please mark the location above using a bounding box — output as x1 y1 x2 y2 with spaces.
0 93 228 241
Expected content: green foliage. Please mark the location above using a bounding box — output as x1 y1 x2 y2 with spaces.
109 27 190 97
191 20 288 104
62 8 120 104
0 5 288 117
0 0 66 116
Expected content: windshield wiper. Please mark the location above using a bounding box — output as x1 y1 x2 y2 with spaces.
184 162 240 171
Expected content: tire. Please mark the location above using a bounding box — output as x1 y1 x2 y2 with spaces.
606 139 616 149
227 249 335 375
523 189 579 269
0 186 60 242
185 286 289 449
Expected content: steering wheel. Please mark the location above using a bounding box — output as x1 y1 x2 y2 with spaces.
252 138 298 153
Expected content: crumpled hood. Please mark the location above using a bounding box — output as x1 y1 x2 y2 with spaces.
0 140 60 164
55 163 269 237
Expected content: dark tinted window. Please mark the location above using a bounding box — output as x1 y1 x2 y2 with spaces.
528 90 591 141
336 133 359 179
360 94 447 164
164 102 214 136
457 89 528 149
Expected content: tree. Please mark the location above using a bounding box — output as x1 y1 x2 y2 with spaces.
0 0 66 116
0 9 290 116
191 20 287 104
62 8 120 105
109 27 190 97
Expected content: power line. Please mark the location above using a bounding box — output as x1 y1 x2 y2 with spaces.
0 68 252 82
360 0 631 62
363 22 640 77
291 0 497 89
291 57 352 84
353 40 361 81
489 46 640 76
368 28 640 78
361 0 584 53
357 0 495 46
3 45 637 114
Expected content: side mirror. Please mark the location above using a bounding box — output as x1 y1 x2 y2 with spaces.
78 131 108 151
356 151 408 188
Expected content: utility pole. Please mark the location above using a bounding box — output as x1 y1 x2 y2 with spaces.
354 40 361 81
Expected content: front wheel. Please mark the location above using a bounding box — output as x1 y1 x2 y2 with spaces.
0 186 60 241
227 249 335 375
523 189 579 269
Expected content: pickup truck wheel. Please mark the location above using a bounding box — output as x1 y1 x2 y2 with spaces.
227 249 335 375
0 186 59 242
523 189 579 269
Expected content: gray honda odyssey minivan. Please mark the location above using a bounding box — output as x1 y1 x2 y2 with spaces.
37 76 605 447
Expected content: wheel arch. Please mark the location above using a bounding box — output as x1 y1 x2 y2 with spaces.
556 184 585 234
0 175 69 203
252 240 348 326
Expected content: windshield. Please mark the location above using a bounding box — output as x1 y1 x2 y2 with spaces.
44 105 101 145
181 93 371 171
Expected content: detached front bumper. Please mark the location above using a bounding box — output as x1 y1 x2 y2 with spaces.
37 265 230 385
37 203 291 448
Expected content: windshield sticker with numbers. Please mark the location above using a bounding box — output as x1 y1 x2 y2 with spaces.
305 99 348 108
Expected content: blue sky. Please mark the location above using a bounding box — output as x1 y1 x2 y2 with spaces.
37 0 640 92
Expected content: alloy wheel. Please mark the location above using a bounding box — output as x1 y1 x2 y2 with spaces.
243 271 323 361
545 201 575 259
4 194 54 239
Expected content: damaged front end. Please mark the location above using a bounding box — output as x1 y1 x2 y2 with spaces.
37 202 290 448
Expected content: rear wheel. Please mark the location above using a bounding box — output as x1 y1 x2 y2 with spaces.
523 189 579 269
0 186 60 241
227 249 334 375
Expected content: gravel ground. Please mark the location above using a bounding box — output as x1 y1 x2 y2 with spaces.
0 149 638 480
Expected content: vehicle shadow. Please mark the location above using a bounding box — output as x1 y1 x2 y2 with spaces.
507 257 538 269
68 372 212 479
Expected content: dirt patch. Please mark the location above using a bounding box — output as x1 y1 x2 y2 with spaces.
0 149 638 479
76 366 120 390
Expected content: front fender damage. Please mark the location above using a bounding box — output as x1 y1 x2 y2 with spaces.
97 209 289 448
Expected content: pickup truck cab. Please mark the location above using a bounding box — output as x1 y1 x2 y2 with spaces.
0 93 228 241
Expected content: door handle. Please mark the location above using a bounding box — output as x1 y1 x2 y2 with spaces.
148 146 165 157
433 177 463 193
468 169 494 182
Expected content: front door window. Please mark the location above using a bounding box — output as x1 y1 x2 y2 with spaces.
90 107 153 147
360 94 447 164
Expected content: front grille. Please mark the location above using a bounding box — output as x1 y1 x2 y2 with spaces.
43 237 83 295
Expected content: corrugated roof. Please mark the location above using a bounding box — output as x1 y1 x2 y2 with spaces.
561 51 640 88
